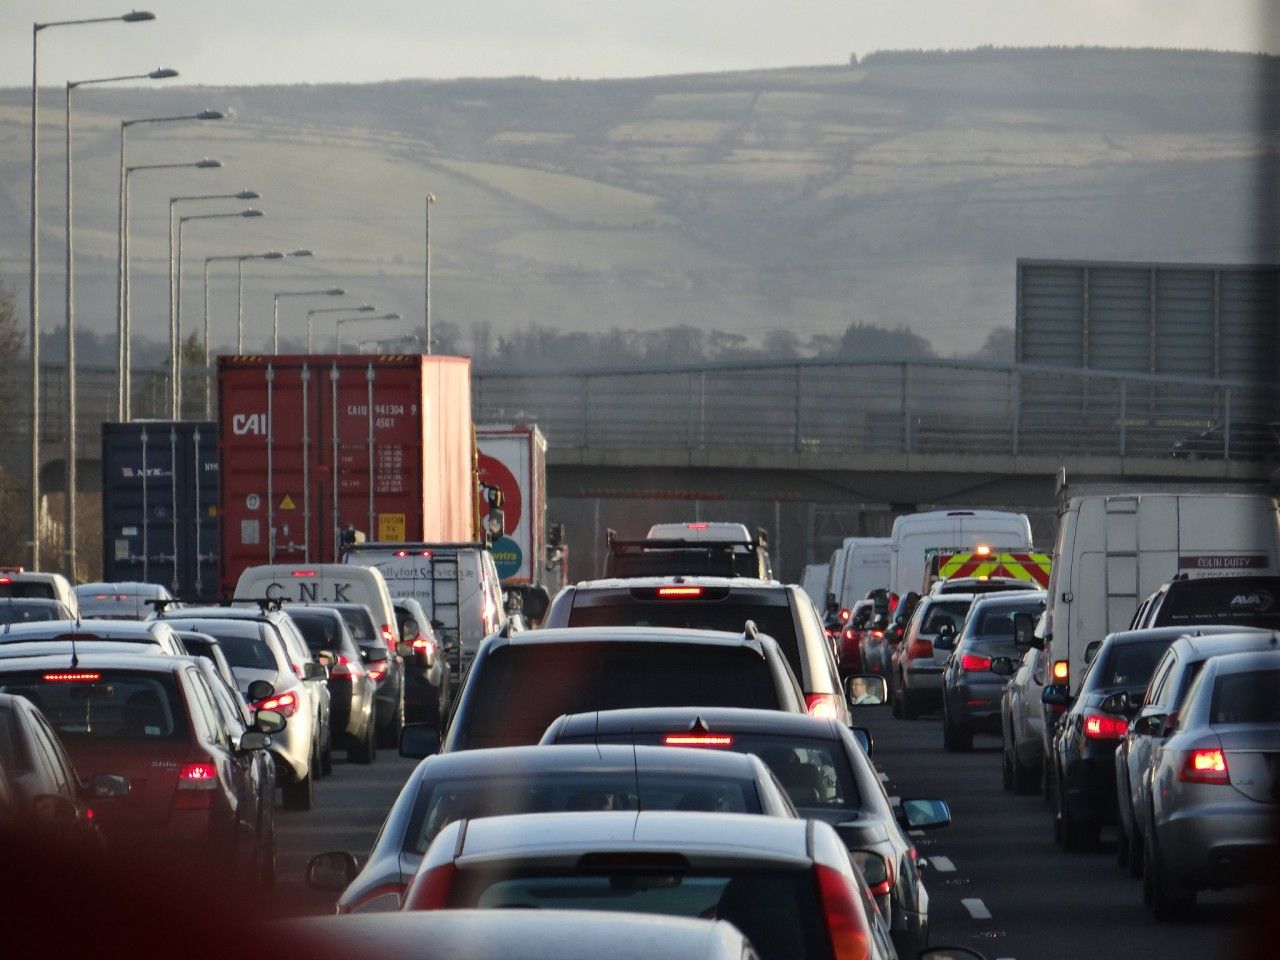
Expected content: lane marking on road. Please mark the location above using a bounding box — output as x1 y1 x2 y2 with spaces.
961 898 992 920
929 855 956 872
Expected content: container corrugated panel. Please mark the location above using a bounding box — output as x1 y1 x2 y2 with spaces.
101 420 220 599
218 354 475 596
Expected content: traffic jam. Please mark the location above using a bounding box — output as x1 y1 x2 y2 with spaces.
0 347 1275 959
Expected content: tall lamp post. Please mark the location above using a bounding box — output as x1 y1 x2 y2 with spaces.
424 193 435 355
173 207 262 416
271 289 345 354
237 251 314 351
336 313 403 354
30 8 155 570
117 110 224 418
203 250 283 414
307 304 373 354
63 65 176 579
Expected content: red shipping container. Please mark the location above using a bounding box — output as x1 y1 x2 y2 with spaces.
218 354 476 595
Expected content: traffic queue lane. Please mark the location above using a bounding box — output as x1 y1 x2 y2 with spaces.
858 707 1257 960
274 715 1265 955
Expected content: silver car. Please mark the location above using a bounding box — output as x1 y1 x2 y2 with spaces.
1142 647 1280 918
890 593 976 719
999 645 1046 795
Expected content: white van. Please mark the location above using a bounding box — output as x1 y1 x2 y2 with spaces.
888 510 1033 597
234 562 400 649
341 542 505 677
0 569 80 618
833 538 891 613
800 563 830 611
1042 493 1280 695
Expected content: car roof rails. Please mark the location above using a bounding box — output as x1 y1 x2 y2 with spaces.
145 597 180 613
232 597 286 614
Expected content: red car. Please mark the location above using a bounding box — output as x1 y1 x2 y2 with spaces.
0 653 282 881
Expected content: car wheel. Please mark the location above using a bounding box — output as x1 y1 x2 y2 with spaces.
348 714 376 764
1145 828 1195 919
1116 819 1130 869
377 687 405 749
1011 748 1038 795
1001 740 1014 790
890 677 904 718
282 766 314 812
1057 774 1097 852
320 726 334 777
900 682 920 720
1127 821 1144 878
258 816 277 889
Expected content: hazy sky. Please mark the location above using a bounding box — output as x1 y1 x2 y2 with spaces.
2 0 1274 88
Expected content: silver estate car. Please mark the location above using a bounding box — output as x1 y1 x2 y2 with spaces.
1141 647 1280 918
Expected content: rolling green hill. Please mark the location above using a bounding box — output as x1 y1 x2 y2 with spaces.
0 47 1275 359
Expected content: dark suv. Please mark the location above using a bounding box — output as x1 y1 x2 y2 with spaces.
543 577 848 723
437 626 807 752
1132 575 1280 631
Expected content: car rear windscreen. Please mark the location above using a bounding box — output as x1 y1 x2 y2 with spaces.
566 595 801 684
973 600 1045 638
0 670 187 741
1096 639 1174 689
404 772 762 854
0 602 65 625
450 867 827 960
1209 669 1280 724
288 610 347 654
1155 577 1280 628
462 642 781 748
180 625 277 671
0 583 55 600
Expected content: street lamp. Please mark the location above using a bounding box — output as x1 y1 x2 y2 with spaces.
306 304 373 354
424 193 435 355
173 207 262 416
63 65 176 579
336 313 403 354
236 251 312 351
272 289 345 354
116 110 224 418
201 251 278 415
120 155 222 419
29 9 156 571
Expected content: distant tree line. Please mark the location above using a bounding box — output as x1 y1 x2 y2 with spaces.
858 46 1277 67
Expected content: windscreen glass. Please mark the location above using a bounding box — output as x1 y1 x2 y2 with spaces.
0 602 65 625
404 772 760 854
0 671 187 741
450 867 827 960
462 643 780 748
1209 669 1280 724
1155 577 1280 628
566 598 800 682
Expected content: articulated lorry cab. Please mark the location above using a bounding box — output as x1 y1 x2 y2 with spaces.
1040 493 1280 696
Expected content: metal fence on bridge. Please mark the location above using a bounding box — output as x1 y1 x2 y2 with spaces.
473 359 1280 462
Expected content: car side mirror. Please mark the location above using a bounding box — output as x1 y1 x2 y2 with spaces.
1083 641 1101 665
90 773 130 798
306 851 359 892
255 708 286 734
1099 691 1130 716
845 674 887 706
1012 612 1039 650
899 797 951 831
364 646 389 663
933 627 955 652
303 661 328 681
238 731 270 752
246 679 274 702
32 794 79 829
1041 683 1072 707
848 849 890 890
989 656 1016 677
850 726 874 757
1134 713 1163 737
400 723 440 759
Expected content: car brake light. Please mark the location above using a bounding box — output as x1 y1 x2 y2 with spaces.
959 653 991 672
906 638 933 660
1052 660 1069 682
252 690 298 718
329 654 356 680
1179 747 1229 785
0 577 11 585
843 628 856 641
367 666 388 683
394 550 409 557
848 851 894 898
686 523 709 529
412 637 435 658
1083 712 1128 740
838 608 850 623
43 671 102 683
806 693 840 720
662 733 733 747
871 630 884 639
174 761 218 810
403 861 456 911
292 570 317 577
814 863 872 960
657 586 703 598
381 624 395 648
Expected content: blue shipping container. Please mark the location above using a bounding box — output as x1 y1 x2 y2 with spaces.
101 420 220 599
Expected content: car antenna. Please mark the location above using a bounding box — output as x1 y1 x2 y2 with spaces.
631 730 642 815
70 611 81 669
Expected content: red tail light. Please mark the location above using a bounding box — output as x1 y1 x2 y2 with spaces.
843 628 856 642
394 550 432 558
662 733 734 747
838 608 851 623
686 523 709 529
959 653 991 672
43 671 101 683
252 690 298 718
870 630 884 639
905 638 933 660
806 693 840 720
0 577 11 585
174 761 218 810
329 654 357 680
1083 712 1128 740
381 624 395 649
367 666 388 683
1179 747 1229 785
814 864 872 960
403 861 456 911
657 586 703 598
